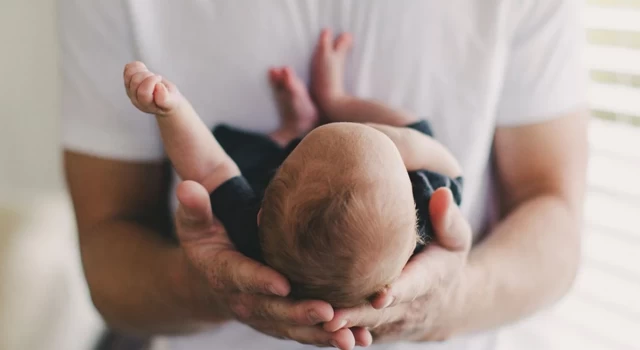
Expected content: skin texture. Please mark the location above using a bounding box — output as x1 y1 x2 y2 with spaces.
67 24 587 349
65 152 367 349
259 123 419 308
324 110 588 343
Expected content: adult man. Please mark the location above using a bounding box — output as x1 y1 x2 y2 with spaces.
60 1 588 349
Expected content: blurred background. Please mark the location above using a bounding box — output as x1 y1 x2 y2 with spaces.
0 0 638 349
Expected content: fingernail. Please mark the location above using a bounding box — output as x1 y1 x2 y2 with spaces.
444 203 454 231
337 319 348 329
382 296 395 308
330 340 340 348
268 285 286 297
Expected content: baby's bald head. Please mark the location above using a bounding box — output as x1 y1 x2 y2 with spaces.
259 123 418 308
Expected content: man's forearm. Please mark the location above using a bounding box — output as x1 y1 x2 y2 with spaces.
454 194 582 334
81 219 229 335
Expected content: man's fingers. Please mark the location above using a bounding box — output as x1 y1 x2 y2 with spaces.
175 180 215 239
287 326 355 350
371 251 436 308
231 255 290 296
429 188 472 252
370 188 472 308
351 327 373 347
175 181 291 296
230 294 333 326
325 305 398 331
328 328 357 350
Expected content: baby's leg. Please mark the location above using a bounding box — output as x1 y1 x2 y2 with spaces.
267 67 318 146
311 29 418 126
123 62 239 192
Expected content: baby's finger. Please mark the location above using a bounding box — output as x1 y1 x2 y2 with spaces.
161 77 179 94
154 83 171 111
123 61 148 90
137 75 163 108
128 71 155 99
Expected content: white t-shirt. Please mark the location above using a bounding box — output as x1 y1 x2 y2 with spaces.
59 1 586 349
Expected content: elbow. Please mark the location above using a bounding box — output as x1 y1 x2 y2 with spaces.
550 222 583 306
84 268 130 333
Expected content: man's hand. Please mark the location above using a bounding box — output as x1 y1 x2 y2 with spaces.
175 180 370 349
323 188 472 342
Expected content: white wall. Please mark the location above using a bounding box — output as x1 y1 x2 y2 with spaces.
0 0 63 196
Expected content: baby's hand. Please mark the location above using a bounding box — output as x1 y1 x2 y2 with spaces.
124 61 182 116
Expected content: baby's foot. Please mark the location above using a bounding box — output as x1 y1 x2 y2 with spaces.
311 29 353 110
123 61 184 116
269 66 319 140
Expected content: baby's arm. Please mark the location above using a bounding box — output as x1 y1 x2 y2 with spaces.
367 123 462 178
124 62 239 192
323 96 419 127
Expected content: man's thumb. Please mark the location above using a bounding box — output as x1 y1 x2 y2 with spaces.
175 180 215 242
429 188 471 252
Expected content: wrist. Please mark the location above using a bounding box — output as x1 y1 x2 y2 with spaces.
201 159 241 193
447 261 486 337
172 249 231 324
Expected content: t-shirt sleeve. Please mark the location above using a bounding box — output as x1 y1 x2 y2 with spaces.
59 0 164 161
496 0 588 127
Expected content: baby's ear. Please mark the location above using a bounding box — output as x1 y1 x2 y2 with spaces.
257 208 263 225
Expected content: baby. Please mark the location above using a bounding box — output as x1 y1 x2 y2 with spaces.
123 29 463 308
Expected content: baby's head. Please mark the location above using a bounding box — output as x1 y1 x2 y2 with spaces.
259 123 419 308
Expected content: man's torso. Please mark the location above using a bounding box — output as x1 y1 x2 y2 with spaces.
115 1 515 349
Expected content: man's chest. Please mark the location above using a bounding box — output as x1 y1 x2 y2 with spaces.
130 0 510 152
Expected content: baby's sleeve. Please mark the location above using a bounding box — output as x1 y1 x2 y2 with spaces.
409 170 463 248
209 176 263 262
404 120 435 137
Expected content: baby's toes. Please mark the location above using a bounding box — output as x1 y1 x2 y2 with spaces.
268 67 286 90
334 33 353 55
317 28 333 53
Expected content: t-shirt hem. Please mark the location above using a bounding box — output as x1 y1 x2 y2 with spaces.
62 121 165 162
